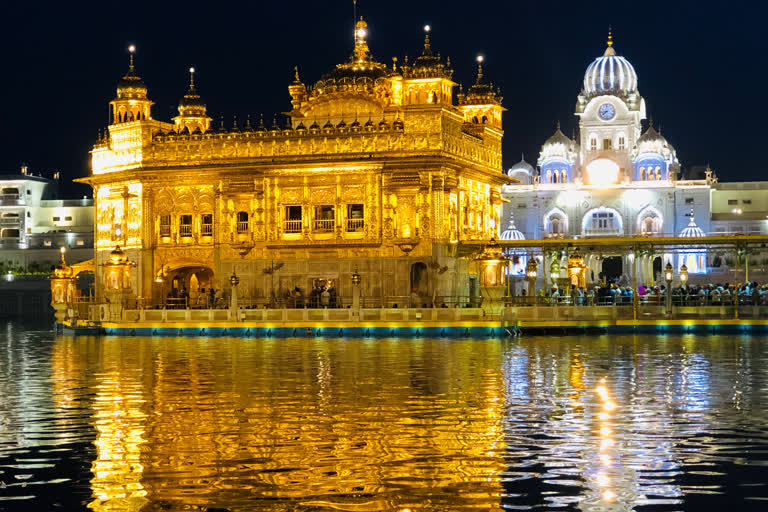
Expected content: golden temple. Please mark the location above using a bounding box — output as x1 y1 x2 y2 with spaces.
79 19 509 305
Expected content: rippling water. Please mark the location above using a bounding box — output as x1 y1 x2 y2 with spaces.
1 322 768 510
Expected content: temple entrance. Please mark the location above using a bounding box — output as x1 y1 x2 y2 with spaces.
410 262 428 294
601 257 623 282
653 257 662 283
161 266 214 308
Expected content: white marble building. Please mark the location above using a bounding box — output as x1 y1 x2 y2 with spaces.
0 166 93 269
501 33 713 286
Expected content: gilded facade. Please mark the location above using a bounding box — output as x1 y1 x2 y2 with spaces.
80 21 509 304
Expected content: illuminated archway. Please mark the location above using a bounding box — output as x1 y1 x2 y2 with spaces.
543 207 568 237
636 205 663 235
582 206 623 236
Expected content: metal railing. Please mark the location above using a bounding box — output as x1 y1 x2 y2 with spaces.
179 224 192 237
201 223 213 236
284 220 302 233
314 219 335 232
346 218 364 232
236 221 249 233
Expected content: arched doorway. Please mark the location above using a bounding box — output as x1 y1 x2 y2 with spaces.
601 257 622 282
162 266 214 307
652 257 662 283
410 262 428 295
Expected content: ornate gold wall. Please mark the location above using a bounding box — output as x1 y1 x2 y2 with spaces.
80 20 509 302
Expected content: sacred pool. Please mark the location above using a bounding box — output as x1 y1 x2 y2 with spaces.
0 324 767 511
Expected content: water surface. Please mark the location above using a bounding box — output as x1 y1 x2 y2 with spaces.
1 323 767 510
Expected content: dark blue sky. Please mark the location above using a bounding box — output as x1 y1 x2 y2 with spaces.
1 0 764 197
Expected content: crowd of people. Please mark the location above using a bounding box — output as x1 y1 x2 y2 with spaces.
522 280 768 306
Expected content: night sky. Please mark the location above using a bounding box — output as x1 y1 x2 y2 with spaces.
2 0 764 198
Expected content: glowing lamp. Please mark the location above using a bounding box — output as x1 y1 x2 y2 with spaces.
679 264 688 285
356 28 367 38
664 262 673 283
476 55 484 63
424 25 431 32
586 158 620 186
351 265 361 285
550 259 561 279
128 45 136 53
229 271 240 288
526 258 538 279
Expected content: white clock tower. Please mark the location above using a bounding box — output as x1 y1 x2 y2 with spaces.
575 32 646 185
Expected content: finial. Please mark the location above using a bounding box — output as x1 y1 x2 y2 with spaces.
392 56 397 72
189 67 195 89
423 25 432 53
128 44 136 72
259 113 265 129
476 55 484 83
648 115 654 129
607 26 613 47
446 56 451 67
294 66 300 83
245 114 252 130
556 120 561 131
219 115 225 131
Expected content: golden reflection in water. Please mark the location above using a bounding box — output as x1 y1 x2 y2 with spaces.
51 337 507 511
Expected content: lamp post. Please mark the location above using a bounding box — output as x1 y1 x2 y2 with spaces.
679 264 688 288
229 270 240 318
155 265 169 309
526 257 538 303
550 258 561 290
664 261 674 314
351 265 361 316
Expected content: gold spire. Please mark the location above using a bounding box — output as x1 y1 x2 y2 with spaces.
188 67 195 90
476 55 484 84
603 27 616 56
128 45 136 73
293 66 301 83
423 25 432 55
353 17 370 62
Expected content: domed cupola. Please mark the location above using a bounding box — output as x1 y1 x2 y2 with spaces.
680 211 704 238
111 45 153 124
173 67 212 133
631 119 679 181
538 123 579 184
500 213 525 241
292 17 394 127
401 25 453 80
507 155 535 185
582 31 638 99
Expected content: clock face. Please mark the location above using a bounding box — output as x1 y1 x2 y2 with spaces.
599 103 615 120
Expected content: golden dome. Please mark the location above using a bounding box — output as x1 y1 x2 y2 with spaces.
116 46 148 100
401 26 453 80
108 245 128 265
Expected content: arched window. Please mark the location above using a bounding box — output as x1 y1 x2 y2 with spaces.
561 169 567 183
655 167 661 180
481 115 488 124
546 170 552 183
617 135 626 150
544 208 568 237
553 171 558 184
639 167 646 180
236 211 249 233
472 116 479 124
582 207 623 236
589 135 598 151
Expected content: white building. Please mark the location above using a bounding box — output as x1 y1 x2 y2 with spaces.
0 166 93 270
502 33 715 286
